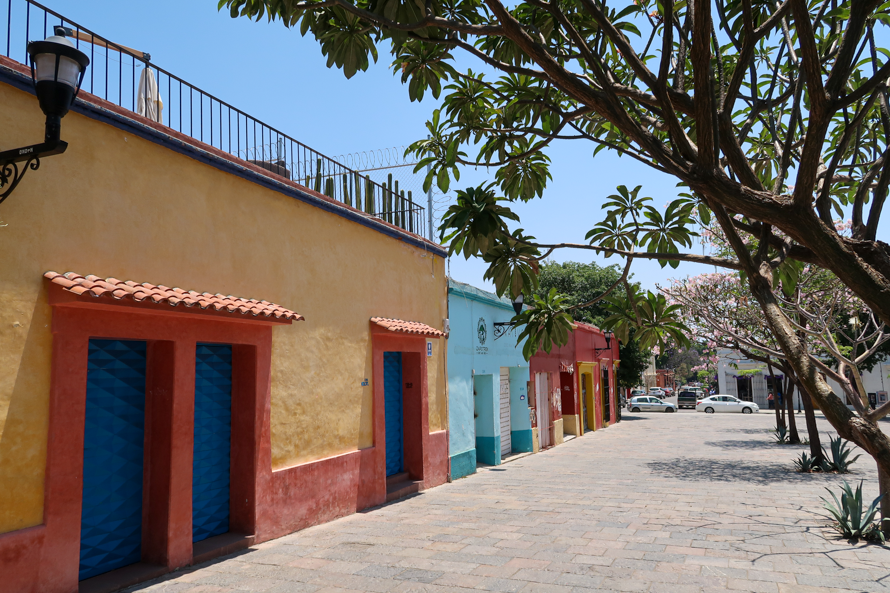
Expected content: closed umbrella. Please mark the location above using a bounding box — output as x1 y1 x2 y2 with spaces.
136 66 162 123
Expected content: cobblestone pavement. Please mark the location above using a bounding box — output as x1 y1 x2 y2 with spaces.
131 412 890 593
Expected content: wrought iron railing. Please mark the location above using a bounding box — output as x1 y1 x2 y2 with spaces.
0 0 429 238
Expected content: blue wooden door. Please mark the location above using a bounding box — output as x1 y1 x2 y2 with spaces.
192 344 232 542
80 339 147 581
383 352 404 476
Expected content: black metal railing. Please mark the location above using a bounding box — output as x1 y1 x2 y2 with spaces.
0 0 429 238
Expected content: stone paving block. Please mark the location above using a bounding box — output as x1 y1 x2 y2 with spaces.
518 583 573 593
727 578 780 592
392 569 445 584
475 578 527 592
265 582 322 593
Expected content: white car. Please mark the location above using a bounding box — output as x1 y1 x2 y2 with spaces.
696 395 760 414
628 396 676 413
647 388 666 397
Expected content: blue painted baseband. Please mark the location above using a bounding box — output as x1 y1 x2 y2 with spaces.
475 436 500 466
511 430 534 453
449 449 477 480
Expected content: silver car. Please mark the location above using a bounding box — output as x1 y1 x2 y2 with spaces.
627 396 677 413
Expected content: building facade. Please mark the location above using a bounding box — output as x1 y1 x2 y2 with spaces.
716 350 889 410
446 280 532 478
0 49 448 592
530 323 620 448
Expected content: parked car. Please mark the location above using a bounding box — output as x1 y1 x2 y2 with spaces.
627 396 676 413
630 389 646 397
677 390 698 409
647 388 666 397
696 395 760 414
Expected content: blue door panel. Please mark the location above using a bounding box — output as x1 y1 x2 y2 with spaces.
80 339 147 581
193 344 232 542
383 352 404 476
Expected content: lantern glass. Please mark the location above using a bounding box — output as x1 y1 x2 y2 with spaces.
34 52 82 88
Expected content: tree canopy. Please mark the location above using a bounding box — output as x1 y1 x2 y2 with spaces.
220 0 890 486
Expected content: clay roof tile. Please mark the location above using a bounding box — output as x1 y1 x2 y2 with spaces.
370 317 443 337
44 271 303 322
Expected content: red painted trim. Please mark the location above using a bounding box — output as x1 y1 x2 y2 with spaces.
0 290 273 593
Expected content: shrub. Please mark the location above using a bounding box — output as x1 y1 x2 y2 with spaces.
773 425 789 444
823 435 862 474
821 480 886 542
794 452 820 472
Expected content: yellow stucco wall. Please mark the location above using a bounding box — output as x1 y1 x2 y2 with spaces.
0 81 447 534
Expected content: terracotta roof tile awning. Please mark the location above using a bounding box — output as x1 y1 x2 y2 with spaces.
370 317 444 337
45 272 304 322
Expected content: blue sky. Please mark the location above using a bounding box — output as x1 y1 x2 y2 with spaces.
23 1 888 294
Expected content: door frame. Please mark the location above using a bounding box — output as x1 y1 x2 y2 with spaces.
370 327 444 491
576 362 597 433
38 289 276 591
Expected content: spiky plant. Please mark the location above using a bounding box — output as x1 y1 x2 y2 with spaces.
794 452 820 473
822 435 862 474
821 481 886 542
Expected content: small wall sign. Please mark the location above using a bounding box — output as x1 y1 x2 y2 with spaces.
427 341 433 357
520 395 525 400
361 379 369 386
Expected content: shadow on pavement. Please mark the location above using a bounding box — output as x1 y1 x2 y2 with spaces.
646 458 825 485
703 439 809 450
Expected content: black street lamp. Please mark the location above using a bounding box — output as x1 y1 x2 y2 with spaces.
594 331 614 356
0 27 89 204
493 294 526 340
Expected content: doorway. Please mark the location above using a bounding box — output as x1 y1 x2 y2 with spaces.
383 352 404 476
499 367 512 457
192 344 233 543
737 376 753 401
580 372 593 432
536 373 551 448
80 339 147 580
602 366 611 425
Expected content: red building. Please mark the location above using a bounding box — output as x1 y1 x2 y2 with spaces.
529 323 620 449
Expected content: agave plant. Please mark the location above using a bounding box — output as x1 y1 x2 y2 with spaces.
794 452 820 472
822 435 862 474
821 481 886 542
773 425 789 445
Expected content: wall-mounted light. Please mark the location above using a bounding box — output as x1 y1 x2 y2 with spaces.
0 27 89 204
595 331 614 355
494 293 526 340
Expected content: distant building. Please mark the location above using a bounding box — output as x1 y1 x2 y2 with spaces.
716 350 889 410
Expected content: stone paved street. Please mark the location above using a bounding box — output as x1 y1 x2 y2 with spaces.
131 412 890 593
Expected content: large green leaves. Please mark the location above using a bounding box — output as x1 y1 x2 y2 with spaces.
437 183 518 258
482 229 541 299
602 287 691 351
513 289 574 360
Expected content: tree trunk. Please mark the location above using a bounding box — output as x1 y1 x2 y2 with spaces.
785 380 800 444
881 466 890 537
774 392 784 430
799 384 824 462
714 208 890 482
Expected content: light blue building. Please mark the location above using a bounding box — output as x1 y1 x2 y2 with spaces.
447 279 533 480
